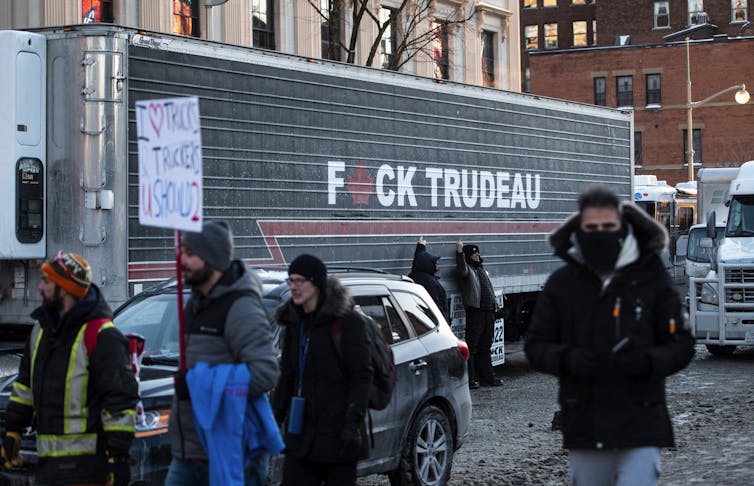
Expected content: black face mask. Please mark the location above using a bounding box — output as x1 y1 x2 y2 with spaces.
576 229 625 274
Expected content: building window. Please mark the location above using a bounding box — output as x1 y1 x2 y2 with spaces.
616 75 633 107
571 0 586 4
482 31 495 87
380 7 398 69
689 1 706 25
321 0 342 61
635 131 643 166
432 21 450 80
523 0 537 8
524 25 539 50
594 77 606 106
592 20 597 44
82 0 113 23
646 73 661 106
732 0 748 21
573 21 587 46
524 67 531 93
252 0 275 50
543 0 556 7
683 128 703 165
654 1 670 28
173 0 199 37
544 23 558 49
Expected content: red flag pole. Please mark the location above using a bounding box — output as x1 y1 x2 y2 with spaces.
175 229 187 373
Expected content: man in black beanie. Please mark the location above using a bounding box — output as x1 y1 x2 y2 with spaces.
456 240 503 389
166 220 279 486
272 254 373 486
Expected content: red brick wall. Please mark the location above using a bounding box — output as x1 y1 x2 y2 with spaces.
529 37 754 185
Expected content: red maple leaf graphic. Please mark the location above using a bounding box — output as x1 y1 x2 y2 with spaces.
346 161 374 206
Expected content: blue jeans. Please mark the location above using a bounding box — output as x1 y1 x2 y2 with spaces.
568 447 661 486
164 453 269 486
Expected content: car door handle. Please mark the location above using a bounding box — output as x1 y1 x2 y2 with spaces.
409 359 428 374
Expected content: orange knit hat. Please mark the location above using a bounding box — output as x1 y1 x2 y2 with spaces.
40 251 92 299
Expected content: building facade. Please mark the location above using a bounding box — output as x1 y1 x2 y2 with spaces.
523 0 753 185
0 0 522 91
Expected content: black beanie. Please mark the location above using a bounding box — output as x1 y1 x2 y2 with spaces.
289 254 327 292
181 220 233 271
463 244 480 263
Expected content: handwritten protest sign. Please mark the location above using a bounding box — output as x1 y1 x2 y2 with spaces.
136 96 203 232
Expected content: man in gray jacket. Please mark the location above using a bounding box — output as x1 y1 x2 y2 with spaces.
456 240 502 389
166 220 280 486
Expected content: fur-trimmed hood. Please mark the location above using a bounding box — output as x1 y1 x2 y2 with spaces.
274 276 353 328
548 202 668 263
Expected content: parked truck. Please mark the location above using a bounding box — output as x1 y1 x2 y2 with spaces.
677 167 737 279
689 161 754 356
0 25 633 349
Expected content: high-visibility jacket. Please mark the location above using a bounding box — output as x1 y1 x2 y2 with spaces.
5 285 139 485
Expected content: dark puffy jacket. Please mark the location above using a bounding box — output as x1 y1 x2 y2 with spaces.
408 243 449 322
6 285 138 485
271 277 372 462
525 204 695 450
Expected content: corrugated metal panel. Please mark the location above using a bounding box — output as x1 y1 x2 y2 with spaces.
125 35 631 287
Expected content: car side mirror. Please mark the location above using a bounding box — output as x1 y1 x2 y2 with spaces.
707 211 717 238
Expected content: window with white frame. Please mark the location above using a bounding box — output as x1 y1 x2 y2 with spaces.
544 23 558 49
524 25 539 49
573 21 587 46
688 1 706 25
654 1 670 28
732 0 748 21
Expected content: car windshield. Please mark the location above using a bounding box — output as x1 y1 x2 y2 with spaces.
726 195 754 237
687 226 725 262
114 293 181 361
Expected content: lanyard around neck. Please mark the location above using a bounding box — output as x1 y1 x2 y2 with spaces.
297 320 310 396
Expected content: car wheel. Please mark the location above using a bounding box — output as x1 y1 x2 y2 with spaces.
389 405 454 486
706 344 736 356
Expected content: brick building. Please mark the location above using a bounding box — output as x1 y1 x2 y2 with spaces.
522 0 754 185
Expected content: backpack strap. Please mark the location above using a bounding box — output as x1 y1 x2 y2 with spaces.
83 318 113 359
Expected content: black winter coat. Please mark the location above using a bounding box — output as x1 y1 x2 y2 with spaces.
271 277 373 462
525 204 695 450
408 243 449 322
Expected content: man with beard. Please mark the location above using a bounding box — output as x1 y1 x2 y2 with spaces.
456 241 503 389
166 220 279 486
525 186 695 485
1 252 138 486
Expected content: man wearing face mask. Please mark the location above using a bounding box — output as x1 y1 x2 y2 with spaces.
525 185 695 486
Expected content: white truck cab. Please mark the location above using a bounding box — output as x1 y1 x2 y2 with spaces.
689 161 754 355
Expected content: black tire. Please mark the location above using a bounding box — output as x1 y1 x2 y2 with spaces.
706 344 736 356
388 405 454 486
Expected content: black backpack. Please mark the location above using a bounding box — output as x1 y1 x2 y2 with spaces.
331 313 396 410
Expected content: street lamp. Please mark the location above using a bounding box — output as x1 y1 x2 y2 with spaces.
685 37 750 182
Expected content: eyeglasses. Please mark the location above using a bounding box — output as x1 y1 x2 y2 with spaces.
286 277 311 287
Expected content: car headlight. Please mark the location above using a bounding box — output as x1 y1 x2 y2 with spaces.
700 282 719 305
134 409 170 439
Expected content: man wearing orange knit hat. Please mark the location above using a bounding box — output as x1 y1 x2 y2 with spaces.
0 251 139 486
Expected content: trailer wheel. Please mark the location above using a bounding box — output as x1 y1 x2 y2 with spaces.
388 405 454 486
705 344 736 357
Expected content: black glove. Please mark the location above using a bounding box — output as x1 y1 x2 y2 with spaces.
494 308 510 320
174 371 190 400
609 350 652 377
105 455 131 486
1 431 23 470
562 348 603 379
340 416 363 453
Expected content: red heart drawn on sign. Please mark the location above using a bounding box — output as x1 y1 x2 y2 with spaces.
148 102 164 137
